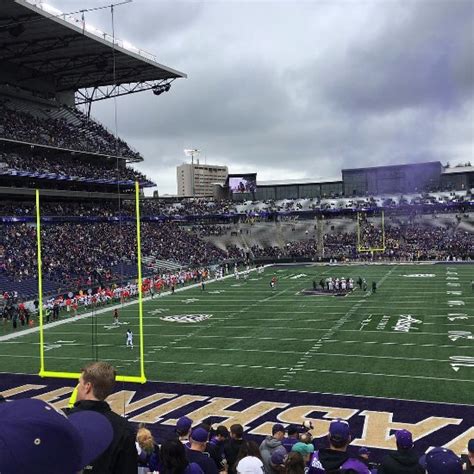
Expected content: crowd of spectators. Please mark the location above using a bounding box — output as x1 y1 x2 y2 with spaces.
0 222 232 288
1 195 471 220
0 200 122 217
192 224 230 237
247 221 473 262
0 151 152 185
1 215 472 292
1 368 471 473
0 100 141 159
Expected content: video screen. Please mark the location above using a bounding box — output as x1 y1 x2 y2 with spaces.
228 174 257 193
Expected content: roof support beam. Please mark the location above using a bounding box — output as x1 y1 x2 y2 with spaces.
75 79 175 105
0 35 79 61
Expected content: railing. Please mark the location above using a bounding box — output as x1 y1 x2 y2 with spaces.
26 0 158 63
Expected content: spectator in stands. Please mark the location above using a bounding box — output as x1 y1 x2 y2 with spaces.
269 446 288 473
136 426 160 473
224 424 245 474
176 416 193 444
307 419 370 474
285 451 306 474
196 421 224 470
67 361 137 474
462 439 474 473
291 442 314 464
234 440 264 474
160 438 204 474
210 425 230 462
0 398 113 474
282 424 300 452
378 429 423 474
421 447 463 474
185 427 218 474
260 423 286 474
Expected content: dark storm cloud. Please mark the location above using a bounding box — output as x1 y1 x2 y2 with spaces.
309 0 474 113
51 0 473 194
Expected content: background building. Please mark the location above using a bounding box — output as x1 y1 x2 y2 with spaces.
230 161 473 201
177 162 228 197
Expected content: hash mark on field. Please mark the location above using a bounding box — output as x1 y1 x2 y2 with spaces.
274 266 396 388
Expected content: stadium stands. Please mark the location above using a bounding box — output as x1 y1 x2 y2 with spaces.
0 98 141 159
1 205 472 299
0 221 232 297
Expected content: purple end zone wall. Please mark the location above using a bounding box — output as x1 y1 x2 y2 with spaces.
0 373 472 462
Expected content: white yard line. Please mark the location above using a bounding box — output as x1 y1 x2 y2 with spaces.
275 265 397 387
0 354 472 384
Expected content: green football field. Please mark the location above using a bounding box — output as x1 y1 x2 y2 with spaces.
1 263 473 404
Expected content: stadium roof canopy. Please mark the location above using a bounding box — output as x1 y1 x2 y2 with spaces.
442 165 474 175
0 0 186 100
342 161 442 173
258 178 341 186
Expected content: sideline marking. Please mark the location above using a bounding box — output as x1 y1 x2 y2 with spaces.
0 266 268 343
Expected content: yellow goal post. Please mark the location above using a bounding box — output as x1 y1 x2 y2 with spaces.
356 210 386 253
36 182 146 383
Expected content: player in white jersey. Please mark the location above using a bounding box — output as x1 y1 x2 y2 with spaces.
126 329 133 349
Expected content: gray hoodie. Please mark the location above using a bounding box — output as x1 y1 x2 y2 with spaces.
259 436 282 474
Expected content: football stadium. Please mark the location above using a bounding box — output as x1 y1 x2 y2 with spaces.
0 1 473 473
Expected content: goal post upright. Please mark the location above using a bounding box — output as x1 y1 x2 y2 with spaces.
135 180 146 383
356 209 386 253
36 189 45 376
36 184 147 384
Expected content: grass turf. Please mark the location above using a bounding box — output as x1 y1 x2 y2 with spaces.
0 263 473 405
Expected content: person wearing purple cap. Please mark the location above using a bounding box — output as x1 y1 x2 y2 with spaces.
307 419 370 474
0 398 113 474
186 427 219 474
378 429 424 474
177 416 194 444
461 439 474 473
270 445 288 473
67 361 137 474
260 423 286 474
421 447 463 474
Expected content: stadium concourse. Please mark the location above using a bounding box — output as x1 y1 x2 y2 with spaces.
0 0 473 473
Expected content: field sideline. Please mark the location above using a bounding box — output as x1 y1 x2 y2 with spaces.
0 263 472 405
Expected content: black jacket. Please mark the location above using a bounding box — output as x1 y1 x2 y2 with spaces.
317 448 369 473
378 449 424 474
68 399 137 474
223 438 244 474
186 447 219 474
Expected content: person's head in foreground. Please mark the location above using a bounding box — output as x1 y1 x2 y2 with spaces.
76 361 117 401
328 419 351 450
420 447 463 474
160 438 191 474
291 441 314 463
0 398 113 474
395 429 414 451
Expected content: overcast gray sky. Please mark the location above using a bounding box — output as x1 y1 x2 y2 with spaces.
52 0 473 195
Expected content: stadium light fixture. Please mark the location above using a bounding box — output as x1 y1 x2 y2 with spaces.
152 83 172 96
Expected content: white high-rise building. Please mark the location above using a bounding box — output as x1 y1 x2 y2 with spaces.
177 162 228 197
